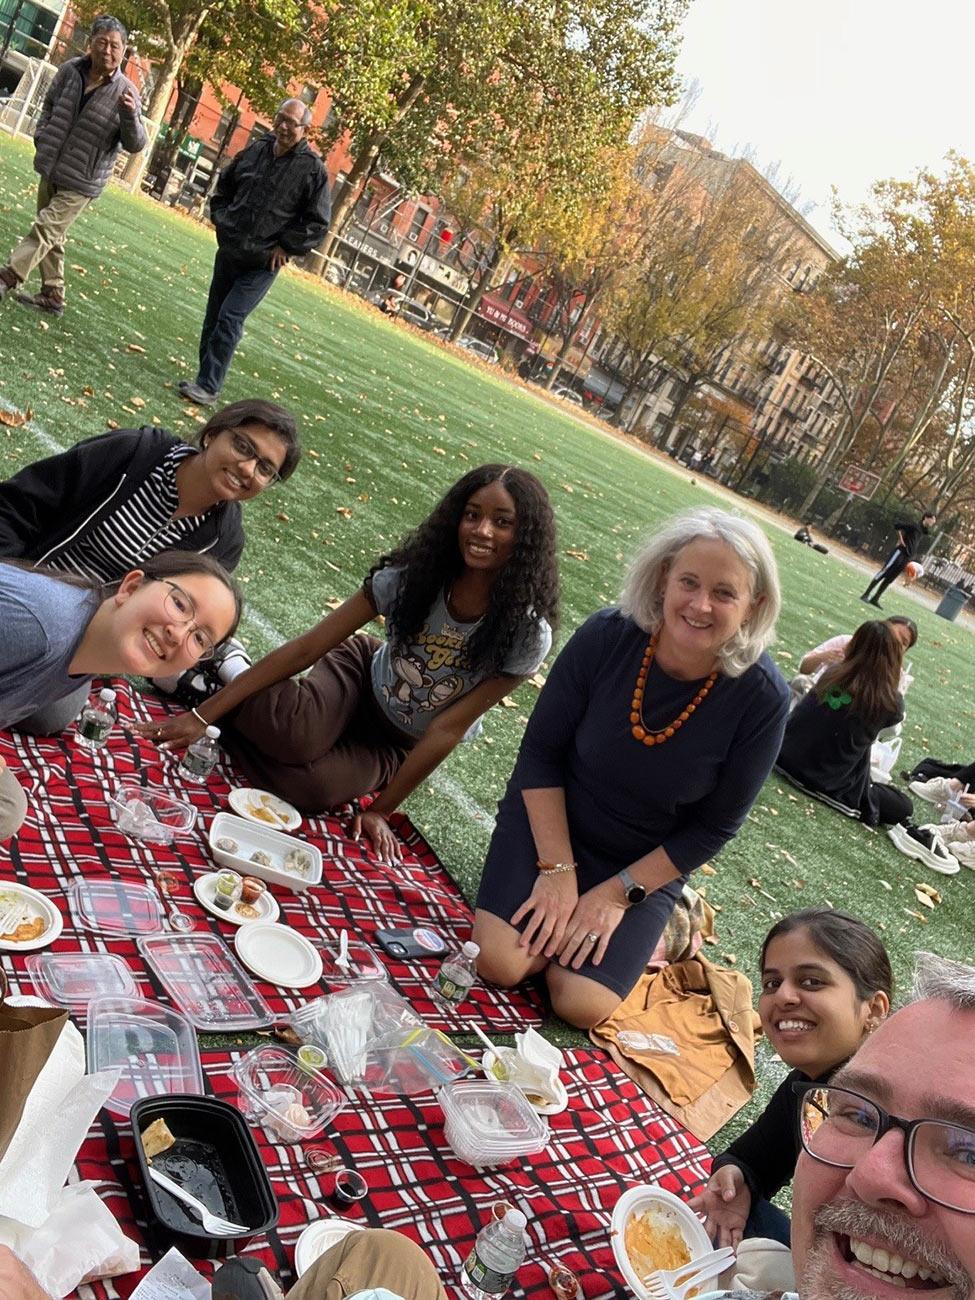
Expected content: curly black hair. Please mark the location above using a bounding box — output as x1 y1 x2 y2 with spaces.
370 464 560 674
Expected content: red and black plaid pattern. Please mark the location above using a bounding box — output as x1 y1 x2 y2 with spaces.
0 680 544 1032
77 1047 711 1299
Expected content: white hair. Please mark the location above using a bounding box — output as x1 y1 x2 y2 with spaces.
619 506 781 677
912 951 975 1010
278 98 312 126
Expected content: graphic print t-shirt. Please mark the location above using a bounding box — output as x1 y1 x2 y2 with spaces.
367 565 552 740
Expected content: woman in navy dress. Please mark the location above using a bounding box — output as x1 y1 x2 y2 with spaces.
474 507 790 1028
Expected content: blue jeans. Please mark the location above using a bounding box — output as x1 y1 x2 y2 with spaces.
196 248 277 395
745 1197 791 1246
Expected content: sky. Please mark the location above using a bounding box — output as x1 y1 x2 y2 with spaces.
674 0 975 248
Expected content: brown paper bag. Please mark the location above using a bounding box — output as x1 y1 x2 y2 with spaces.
0 967 69 1162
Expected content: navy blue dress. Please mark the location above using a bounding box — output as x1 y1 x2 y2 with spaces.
476 609 789 996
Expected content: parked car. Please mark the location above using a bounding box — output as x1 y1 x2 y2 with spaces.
456 336 501 364
553 387 584 407
367 291 440 331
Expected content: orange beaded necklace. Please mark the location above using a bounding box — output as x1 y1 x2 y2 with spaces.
630 631 718 746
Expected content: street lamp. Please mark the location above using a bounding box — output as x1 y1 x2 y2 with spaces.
403 220 453 299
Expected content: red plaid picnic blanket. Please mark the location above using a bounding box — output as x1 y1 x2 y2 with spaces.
0 679 544 1032
79 1047 711 1298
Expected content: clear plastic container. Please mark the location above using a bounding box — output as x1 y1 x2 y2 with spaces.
67 878 165 935
26 951 137 1010
232 1045 345 1143
108 782 196 845
439 1081 549 1166
319 938 387 986
87 994 204 1118
137 933 275 1031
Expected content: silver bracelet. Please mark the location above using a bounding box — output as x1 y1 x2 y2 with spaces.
191 707 208 727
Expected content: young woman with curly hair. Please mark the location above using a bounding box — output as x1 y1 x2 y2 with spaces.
145 465 559 856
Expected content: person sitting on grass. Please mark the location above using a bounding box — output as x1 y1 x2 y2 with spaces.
889 764 975 872
143 465 559 859
691 908 892 1248
0 399 299 734
473 507 789 1029
776 620 957 873
0 552 241 842
787 615 917 708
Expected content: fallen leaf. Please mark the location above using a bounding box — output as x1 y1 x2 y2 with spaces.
336 506 353 518
529 672 547 689
276 512 291 522
129 396 146 409
915 882 942 904
126 343 146 354
564 549 589 561
903 908 928 924
913 889 936 910
499 697 518 708
699 864 716 877
0 406 32 427
324 596 343 610
561 483 574 493
721 953 738 965
879 879 892 891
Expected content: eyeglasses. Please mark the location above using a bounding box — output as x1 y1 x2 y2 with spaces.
227 430 281 484
162 581 217 661
795 1082 975 1214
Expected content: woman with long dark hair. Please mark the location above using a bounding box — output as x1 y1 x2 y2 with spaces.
691 908 892 1247
145 465 560 856
776 620 920 834
0 551 241 841
0 399 299 733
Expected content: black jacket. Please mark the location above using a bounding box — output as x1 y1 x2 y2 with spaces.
711 1066 829 1203
895 520 928 559
0 426 245 573
210 135 331 268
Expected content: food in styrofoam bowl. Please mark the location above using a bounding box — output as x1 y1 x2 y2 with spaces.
610 1185 713 1299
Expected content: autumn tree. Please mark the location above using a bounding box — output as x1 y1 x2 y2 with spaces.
309 0 688 260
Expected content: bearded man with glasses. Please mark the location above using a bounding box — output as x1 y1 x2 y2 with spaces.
696 950 975 1300
178 97 331 407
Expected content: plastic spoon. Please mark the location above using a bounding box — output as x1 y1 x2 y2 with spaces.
470 1022 509 1080
155 871 195 933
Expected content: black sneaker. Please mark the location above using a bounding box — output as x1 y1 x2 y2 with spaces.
211 1257 284 1300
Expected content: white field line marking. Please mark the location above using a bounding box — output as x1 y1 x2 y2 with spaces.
0 397 65 454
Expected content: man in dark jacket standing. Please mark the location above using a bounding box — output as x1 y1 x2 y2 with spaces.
0 16 146 318
178 99 331 406
861 510 936 608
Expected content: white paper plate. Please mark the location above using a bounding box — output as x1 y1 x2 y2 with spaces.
235 923 323 989
228 787 301 832
0 881 64 952
481 1050 569 1116
295 1218 364 1277
193 872 280 927
610 1184 713 1300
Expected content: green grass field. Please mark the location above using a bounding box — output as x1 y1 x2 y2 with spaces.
2 137 973 1160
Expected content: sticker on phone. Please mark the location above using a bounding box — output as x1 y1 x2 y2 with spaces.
412 926 447 953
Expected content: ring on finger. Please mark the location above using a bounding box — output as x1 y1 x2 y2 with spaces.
586 931 599 944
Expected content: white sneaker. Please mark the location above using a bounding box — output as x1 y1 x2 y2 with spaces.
928 821 975 869
213 635 252 684
908 776 958 809
887 822 960 875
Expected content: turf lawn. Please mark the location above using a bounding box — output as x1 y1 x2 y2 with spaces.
1 136 973 1163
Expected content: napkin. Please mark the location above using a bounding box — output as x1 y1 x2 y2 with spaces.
0 1001 121 1228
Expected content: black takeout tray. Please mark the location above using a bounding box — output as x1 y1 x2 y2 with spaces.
131 1093 278 1259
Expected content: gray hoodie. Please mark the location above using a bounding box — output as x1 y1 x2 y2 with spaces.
33 55 146 198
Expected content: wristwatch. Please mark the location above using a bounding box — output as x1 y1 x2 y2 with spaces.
618 867 647 906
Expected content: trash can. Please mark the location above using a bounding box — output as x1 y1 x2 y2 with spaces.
935 585 970 622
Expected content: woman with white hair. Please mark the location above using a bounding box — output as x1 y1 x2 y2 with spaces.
473 507 790 1028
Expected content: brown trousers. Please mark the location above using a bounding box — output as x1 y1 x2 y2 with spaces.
285 1228 446 1300
7 178 91 293
225 634 414 813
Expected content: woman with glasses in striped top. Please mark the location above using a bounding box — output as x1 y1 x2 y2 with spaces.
0 398 299 733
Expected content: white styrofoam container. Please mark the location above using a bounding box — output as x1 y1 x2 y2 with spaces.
208 811 323 894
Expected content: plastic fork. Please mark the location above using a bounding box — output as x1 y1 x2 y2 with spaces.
147 1167 249 1236
0 901 25 936
642 1247 735 1300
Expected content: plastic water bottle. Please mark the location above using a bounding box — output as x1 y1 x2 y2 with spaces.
431 940 480 1011
76 687 117 750
178 725 221 783
460 1208 528 1298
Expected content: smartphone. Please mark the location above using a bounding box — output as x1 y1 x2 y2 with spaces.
374 926 448 960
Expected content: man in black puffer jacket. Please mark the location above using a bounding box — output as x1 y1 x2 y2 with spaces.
178 98 331 406
0 15 146 318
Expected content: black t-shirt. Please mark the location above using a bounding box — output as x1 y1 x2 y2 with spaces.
896 520 928 558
